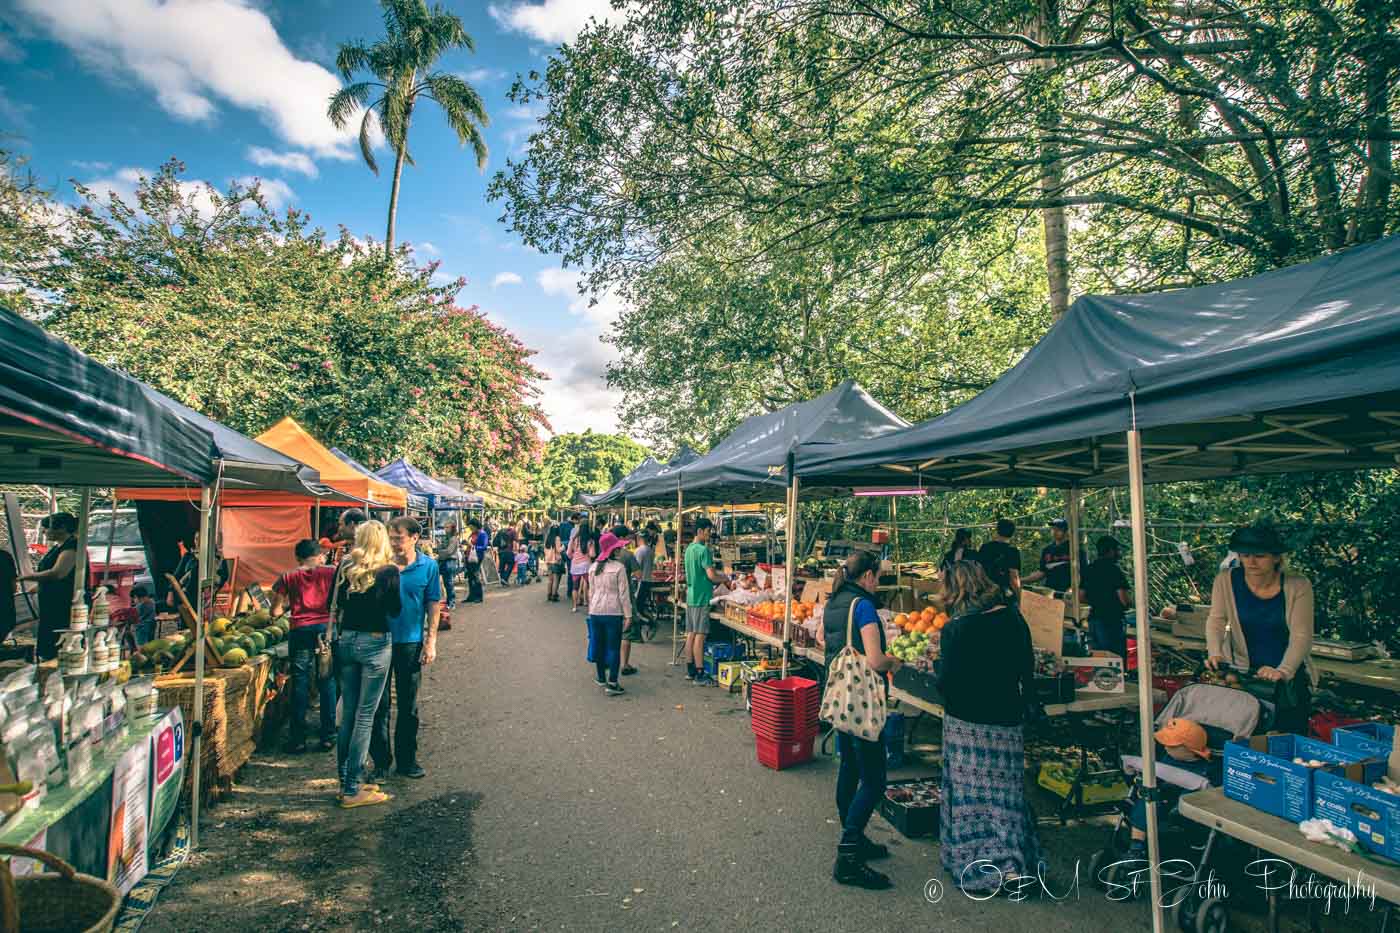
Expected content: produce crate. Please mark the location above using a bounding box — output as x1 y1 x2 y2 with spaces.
755 734 815 770
1037 761 1129 805
1332 721 1394 757
880 778 941 838
1031 673 1076 704
1313 770 1400 861
723 603 749 624
1223 734 1383 822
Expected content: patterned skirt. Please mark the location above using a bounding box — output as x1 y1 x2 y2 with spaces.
940 714 1043 893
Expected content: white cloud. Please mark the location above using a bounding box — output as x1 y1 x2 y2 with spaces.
71 160 111 172
82 166 222 220
491 271 523 287
536 266 624 327
0 87 32 131
416 241 439 256
237 175 294 209
17 0 357 158
459 67 507 84
246 146 318 178
489 0 620 44
0 34 24 64
527 326 624 435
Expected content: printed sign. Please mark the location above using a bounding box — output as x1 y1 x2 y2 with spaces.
244 583 272 610
148 708 185 851
109 741 150 894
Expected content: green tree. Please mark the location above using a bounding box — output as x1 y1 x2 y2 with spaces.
329 0 489 256
3 158 545 483
530 431 651 511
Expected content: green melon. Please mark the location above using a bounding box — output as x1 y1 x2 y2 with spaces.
249 632 267 651
221 648 248 667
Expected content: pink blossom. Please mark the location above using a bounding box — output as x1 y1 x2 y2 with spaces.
289 362 301 372
321 360 333 371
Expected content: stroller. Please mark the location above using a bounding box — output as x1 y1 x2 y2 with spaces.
1090 682 1275 911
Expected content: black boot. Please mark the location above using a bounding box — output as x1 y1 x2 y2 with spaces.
860 835 891 860
833 842 893 890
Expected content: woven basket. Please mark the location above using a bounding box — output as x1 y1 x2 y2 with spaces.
0 843 121 933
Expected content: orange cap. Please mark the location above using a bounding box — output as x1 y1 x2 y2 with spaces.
1155 718 1211 759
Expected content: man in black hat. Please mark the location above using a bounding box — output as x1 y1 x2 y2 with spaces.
1025 518 1076 593
1080 536 1131 660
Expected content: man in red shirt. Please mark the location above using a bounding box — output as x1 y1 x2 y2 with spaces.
271 539 339 752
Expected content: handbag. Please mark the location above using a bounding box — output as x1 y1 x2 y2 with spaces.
820 598 887 741
315 632 334 684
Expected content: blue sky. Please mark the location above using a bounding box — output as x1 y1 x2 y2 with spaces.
0 0 626 437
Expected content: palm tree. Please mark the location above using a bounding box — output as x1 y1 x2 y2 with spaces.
328 0 489 257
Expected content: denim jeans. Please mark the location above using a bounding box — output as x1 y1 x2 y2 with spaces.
370 641 423 773
586 614 624 683
836 731 888 845
288 624 336 745
1089 615 1128 661
465 560 483 603
336 629 392 796
440 560 459 609
516 565 528 585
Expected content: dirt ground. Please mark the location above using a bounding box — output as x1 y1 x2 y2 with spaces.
139 583 1391 932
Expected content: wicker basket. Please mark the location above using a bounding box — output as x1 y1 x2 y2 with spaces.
0 843 121 933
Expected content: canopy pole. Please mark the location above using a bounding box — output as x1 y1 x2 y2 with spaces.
671 483 683 664
891 495 899 593
1127 428 1165 933
190 484 213 850
780 454 798 678
1067 485 1083 628
314 500 322 544
73 489 91 612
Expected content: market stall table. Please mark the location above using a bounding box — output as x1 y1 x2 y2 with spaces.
888 683 1163 822
707 610 823 664
1151 629 1400 694
1178 786 1400 932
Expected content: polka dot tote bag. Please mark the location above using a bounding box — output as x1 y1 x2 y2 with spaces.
819 599 886 741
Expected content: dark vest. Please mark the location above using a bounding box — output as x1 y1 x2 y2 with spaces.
823 580 883 666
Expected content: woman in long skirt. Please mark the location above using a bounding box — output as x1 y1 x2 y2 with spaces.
936 560 1043 894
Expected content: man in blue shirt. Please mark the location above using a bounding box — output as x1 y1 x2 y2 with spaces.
370 517 442 780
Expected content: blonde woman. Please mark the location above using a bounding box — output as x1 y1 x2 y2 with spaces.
332 520 401 808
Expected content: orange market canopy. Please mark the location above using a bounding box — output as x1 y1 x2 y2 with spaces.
254 417 408 509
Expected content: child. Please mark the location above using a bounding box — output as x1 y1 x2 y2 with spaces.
131 585 158 645
514 541 530 586
1125 718 1215 860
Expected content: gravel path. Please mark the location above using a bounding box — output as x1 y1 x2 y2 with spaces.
139 583 1368 932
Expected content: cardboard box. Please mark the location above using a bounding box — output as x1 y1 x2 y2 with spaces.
1064 656 1124 693
717 661 743 690
1333 722 1397 759
1313 770 1400 860
1224 734 1383 822
800 578 833 605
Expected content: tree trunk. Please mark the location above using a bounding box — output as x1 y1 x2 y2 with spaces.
1033 5 1071 319
386 144 407 258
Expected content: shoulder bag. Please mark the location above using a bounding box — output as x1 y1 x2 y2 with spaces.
820 598 887 741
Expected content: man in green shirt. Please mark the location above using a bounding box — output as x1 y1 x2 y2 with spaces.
684 518 730 685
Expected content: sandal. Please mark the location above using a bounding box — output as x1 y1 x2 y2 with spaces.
336 783 379 801
339 789 393 809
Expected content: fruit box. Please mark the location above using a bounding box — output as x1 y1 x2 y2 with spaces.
1223 734 1384 822
717 662 743 690
1064 656 1124 694
1313 770 1400 861
1333 722 1396 759
1037 761 1129 805
880 778 941 838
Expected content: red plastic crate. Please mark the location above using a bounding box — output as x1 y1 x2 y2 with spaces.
1311 710 1365 743
750 677 820 703
755 734 815 770
751 721 819 742
750 710 818 736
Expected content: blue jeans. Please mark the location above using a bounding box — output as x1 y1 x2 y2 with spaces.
336 629 392 796
1090 614 1128 661
440 560 459 609
586 614 624 683
836 731 887 845
288 624 336 745
516 565 528 585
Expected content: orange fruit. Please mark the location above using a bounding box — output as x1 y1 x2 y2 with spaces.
894 613 909 628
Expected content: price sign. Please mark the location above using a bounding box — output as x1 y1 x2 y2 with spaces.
244 583 272 610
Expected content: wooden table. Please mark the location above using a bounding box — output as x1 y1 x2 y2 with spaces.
1179 787 1400 930
1151 629 1400 694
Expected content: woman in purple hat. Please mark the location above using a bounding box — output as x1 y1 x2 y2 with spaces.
586 531 633 696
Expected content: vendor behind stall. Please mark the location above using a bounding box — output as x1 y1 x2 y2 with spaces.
1080 536 1130 660
1206 525 1316 733
1025 518 1075 592
17 512 78 660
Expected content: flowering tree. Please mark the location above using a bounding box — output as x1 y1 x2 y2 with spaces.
4 158 546 482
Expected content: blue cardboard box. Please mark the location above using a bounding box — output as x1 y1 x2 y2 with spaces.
705 642 744 663
1223 734 1383 822
1313 770 1400 861
1333 722 1396 760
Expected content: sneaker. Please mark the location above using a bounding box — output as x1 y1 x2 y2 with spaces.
396 764 426 779
620 666 638 676
693 674 716 687
685 671 696 682
604 682 625 696
368 766 392 784
572 606 579 613
594 676 607 687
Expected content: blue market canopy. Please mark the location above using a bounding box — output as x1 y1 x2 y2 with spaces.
797 236 1400 489
623 381 909 505
375 457 484 510
1 310 218 486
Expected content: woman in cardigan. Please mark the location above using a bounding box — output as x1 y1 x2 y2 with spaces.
1206 525 1316 733
936 560 1042 896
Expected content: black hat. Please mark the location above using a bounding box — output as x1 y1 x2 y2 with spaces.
1049 518 1068 530
1228 525 1290 554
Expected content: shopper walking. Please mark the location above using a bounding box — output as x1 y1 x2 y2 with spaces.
586 531 633 695
464 518 487 604
370 517 442 781
271 539 339 753
936 560 1042 895
513 540 531 586
610 525 644 675
544 520 566 602
436 520 461 613
683 518 729 686
495 523 516 588
634 530 659 635
569 520 595 613
561 513 581 602
331 520 399 808
822 550 904 890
